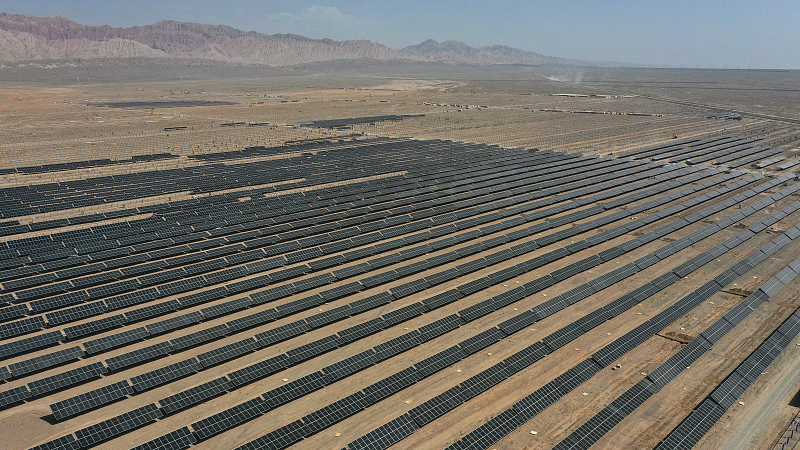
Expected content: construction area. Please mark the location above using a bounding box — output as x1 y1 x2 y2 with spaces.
1 70 800 450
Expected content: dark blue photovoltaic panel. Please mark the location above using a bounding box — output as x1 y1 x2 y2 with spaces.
28 435 81 450
264 371 327 408
9 346 84 377
28 362 107 397
347 413 418 450
227 355 291 387
363 367 421 403
191 398 269 441
75 403 163 447
130 427 197 450
0 385 30 408
159 378 231 415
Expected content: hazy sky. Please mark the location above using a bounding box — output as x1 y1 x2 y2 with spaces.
2 0 798 68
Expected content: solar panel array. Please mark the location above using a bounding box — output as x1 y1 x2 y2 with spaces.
6 135 800 450
550 251 800 450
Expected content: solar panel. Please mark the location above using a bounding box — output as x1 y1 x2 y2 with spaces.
200 297 252 319
319 282 362 302
460 362 510 401
348 292 392 314
0 330 63 359
233 420 305 450
105 288 160 311
458 298 497 322
458 327 506 355
255 320 310 347
130 427 197 450
287 334 340 363
131 357 202 392
0 385 30 408
50 380 133 421
27 434 81 450
146 311 204 335
301 391 371 436
63 314 126 340
657 399 726 450
0 316 46 340
363 367 421 403
390 278 429 298
159 377 231 415
374 331 422 361
382 302 426 327
83 327 149 355
304 305 351 330
178 286 228 307
360 270 399 289
75 403 163 448
197 338 259 368
264 371 327 408
293 273 335 292
275 294 324 316
9 346 84 377
416 314 463 342
415 345 466 377
25 291 89 312
226 354 291 388
336 318 385 346
28 362 107 397
455 408 522 450
105 341 173 371
170 324 228 351
347 413 418 450
408 385 464 427
497 310 538 335
553 359 602 395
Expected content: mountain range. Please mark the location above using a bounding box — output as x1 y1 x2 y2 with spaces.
0 13 612 67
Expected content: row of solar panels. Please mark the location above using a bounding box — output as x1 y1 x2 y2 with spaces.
187 135 402 161
0 160 691 356
668 137 763 163
0 166 744 342
3 139 510 203
14 168 788 450
0 153 609 319
0 145 554 260
0 138 485 218
40 172 788 450
272 172 800 450
622 137 705 157
0 163 711 417
726 147 784 169
2 149 568 279
0 149 572 318
629 135 734 159
683 141 761 164
648 136 753 162
556 250 800 450
0 146 557 267
0 153 179 176
755 155 788 169
443 208 800 450
715 145 774 164
778 159 800 170
0 165 744 428
0 156 648 324
658 307 800 449
343 183 800 450
294 114 426 129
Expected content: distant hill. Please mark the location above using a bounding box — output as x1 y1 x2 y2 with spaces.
399 39 586 66
0 13 613 67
